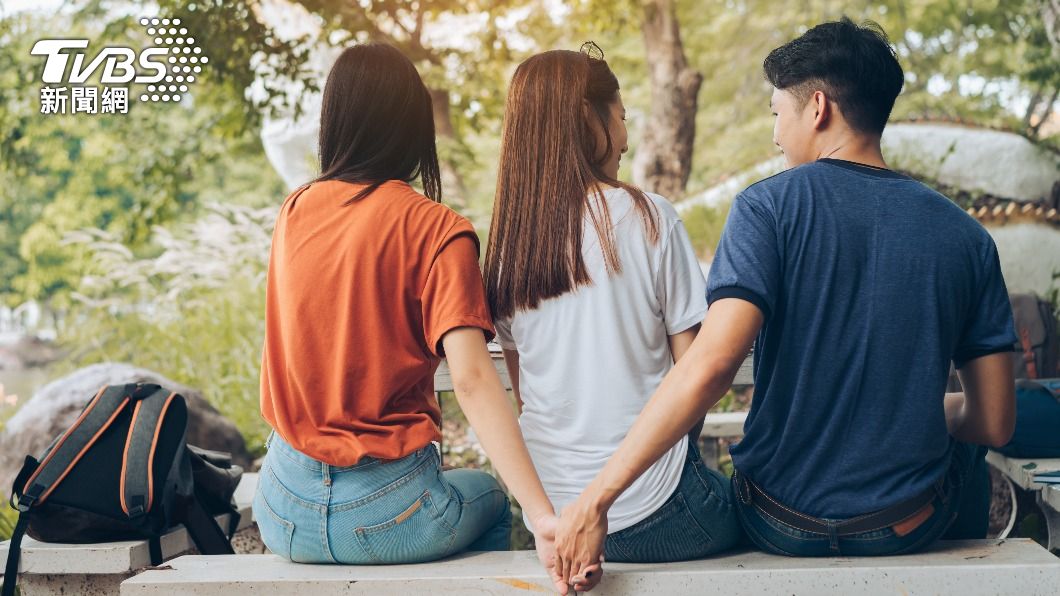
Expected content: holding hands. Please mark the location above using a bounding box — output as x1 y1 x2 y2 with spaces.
532 510 604 594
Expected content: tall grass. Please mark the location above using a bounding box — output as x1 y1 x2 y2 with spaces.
61 203 275 454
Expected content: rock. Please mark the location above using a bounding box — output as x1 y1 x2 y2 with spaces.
882 122 1060 203
0 362 252 492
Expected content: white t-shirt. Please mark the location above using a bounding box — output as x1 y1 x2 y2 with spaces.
495 188 707 533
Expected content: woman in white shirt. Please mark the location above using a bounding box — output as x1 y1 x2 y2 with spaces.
483 43 742 564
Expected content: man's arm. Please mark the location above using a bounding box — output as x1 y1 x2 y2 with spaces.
947 352 1015 447
553 298 763 586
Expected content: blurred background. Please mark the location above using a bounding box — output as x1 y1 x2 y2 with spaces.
1 1 1058 529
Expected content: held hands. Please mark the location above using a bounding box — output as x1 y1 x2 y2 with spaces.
531 512 603 594
553 495 607 593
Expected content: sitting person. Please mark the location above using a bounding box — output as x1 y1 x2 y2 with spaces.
484 44 742 579
553 17 1016 581
253 43 562 584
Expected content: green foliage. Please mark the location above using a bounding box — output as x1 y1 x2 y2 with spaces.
0 9 286 309
60 204 276 453
681 202 731 259
0 503 15 542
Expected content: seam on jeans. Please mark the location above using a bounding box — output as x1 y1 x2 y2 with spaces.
273 440 326 473
675 489 715 544
604 530 636 561
459 487 506 508
329 452 436 513
257 485 295 531
265 460 327 512
320 469 337 563
736 505 801 557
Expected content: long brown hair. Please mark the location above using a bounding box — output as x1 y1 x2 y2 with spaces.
314 43 442 204
484 49 659 320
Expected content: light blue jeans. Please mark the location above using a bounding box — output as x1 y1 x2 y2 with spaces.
253 432 511 564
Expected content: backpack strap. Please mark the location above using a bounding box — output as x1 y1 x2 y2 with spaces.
1 509 30 596
19 384 134 508
119 386 178 518
182 492 236 556
1021 327 1039 379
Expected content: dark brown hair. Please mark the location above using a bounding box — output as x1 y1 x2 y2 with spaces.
484 50 659 320
314 43 442 203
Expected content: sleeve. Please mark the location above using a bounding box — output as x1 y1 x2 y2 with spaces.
493 314 517 350
655 219 708 334
421 221 496 358
705 189 782 320
953 239 1017 369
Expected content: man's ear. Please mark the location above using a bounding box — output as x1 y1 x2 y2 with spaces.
811 90 831 130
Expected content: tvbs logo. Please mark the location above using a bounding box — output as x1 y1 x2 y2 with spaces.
32 17 206 114
31 39 168 84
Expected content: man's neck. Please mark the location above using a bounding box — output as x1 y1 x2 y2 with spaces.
815 133 888 170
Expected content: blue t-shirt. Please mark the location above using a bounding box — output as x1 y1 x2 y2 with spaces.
708 158 1017 518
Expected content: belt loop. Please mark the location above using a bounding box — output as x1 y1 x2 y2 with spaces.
826 521 840 554
264 430 275 450
321 462 332 487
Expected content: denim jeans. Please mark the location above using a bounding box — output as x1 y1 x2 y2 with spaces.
733 442 988 556
603 441 742 563
253 432 512 564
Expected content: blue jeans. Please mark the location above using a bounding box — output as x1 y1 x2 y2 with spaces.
253 432 512 564
603 441 742 562
733 442 988 556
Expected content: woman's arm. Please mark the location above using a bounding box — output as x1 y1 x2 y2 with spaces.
442 327 569 592
668 324 703 440
667 324 699 363
502 349 522 413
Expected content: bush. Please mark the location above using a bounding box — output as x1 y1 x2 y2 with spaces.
60 203 275 454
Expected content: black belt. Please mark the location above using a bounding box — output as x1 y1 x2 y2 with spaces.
734 469 946 537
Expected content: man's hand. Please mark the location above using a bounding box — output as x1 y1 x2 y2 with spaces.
532 513 602 594
554 495 607 591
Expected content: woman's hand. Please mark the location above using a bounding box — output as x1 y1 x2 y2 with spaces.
532 512 603 594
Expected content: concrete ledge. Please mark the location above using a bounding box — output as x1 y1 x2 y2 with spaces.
699 411 747 438
0 473 257 575
1045 485 1060 511
985 452 1060 490
120 539 1060 595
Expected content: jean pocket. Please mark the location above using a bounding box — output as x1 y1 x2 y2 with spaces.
353 489 457 564
608 492 715 563
253 484 295 559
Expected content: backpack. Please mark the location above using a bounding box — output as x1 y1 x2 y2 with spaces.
1010 293 1060 379
2 383 242 596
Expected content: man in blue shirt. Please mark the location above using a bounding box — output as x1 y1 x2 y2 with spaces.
552 17 1016 585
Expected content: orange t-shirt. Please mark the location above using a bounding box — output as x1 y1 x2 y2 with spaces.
260 180 495 466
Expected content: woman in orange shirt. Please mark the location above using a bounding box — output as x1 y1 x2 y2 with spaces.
254 44 573 588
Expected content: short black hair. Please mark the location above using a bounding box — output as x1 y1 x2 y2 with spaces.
764 17 904 135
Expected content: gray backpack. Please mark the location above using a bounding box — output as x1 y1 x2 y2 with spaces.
3 383 242 596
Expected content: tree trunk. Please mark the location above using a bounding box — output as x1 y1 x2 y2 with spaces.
429 88 468 210
1023 86 1045 132
632 0 703 199
1042 0 1060 58
1030 86 1060 138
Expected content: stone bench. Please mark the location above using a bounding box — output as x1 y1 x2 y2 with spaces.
0 472 258 596
120 539 1060 595
986 451 1060 550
